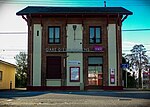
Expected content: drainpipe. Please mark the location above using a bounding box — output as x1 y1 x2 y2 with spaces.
10 81 12 90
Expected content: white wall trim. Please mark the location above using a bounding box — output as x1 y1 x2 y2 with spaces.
66 24 83 87
108 24 117 86
33 24 42 86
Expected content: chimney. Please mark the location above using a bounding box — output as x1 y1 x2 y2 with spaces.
104 1 106 7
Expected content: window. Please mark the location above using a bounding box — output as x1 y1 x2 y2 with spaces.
48 26 60 44
0 71 2 80
88 57 103 65
88 57 103 86
89 26 101 44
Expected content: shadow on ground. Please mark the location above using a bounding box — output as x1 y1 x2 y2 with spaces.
59 91 150 99
0 90 47 99
0 89 150 99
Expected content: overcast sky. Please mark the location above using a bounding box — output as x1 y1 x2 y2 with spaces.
0 0 150 64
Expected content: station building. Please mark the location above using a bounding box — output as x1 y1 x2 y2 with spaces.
16 6 132 90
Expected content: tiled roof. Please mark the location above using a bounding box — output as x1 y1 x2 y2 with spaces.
16 6 133 15
0 60 16 67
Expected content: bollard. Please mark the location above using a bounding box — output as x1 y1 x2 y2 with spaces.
80 83 84 90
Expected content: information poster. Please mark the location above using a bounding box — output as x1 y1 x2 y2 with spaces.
70 67 80 82
110 68 115 84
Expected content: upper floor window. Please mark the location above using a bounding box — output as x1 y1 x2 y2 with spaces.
0 71 2 80
89 26 101 44
48 26 60 44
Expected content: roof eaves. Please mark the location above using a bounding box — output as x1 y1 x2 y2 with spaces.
16 6 133 15
0 60 16 68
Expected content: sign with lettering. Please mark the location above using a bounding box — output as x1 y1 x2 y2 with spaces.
110 68 115 84
45 48 89 53
93 45 103 52
68 60 81 65
121 64 129 69
45 47 104 53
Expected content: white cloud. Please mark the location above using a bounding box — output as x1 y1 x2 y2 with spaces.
122 41 150 57
0 4 27 32
122 41 136 49
0 4 27 64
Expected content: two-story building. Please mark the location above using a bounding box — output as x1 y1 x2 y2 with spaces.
0 60 16 90
16 6 132 90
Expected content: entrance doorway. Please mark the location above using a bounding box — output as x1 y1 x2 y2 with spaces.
88 57 103 86
46 56 61 79
88 65 103 86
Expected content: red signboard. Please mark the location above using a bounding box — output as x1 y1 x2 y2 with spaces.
110 69 115 84
98 73 103 85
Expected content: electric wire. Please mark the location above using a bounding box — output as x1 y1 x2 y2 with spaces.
0 28 150 35
0 0 150 6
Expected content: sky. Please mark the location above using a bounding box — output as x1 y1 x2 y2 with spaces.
0 0 150 64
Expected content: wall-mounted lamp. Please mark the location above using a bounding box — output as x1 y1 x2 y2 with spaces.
73 25 77 40
73 25 77 31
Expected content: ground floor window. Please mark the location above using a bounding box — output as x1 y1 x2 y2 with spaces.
46 56 61 79
0 71 2 80
88 57 103 86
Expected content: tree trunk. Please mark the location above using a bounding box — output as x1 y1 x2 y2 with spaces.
138 69 142 88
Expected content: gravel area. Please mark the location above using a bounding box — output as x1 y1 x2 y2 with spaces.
0 92 150 107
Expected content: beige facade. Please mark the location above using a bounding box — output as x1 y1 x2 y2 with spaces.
67 24 83 87
0 60 16 90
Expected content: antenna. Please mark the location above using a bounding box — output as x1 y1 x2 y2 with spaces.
104 1 106 7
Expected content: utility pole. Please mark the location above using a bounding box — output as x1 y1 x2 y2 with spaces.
126 69 127 88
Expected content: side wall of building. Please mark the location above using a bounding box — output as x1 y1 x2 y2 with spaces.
0 63 15 89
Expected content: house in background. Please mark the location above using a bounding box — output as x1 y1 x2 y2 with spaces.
0 60 16 90
143 63 150 89
17 6 132 90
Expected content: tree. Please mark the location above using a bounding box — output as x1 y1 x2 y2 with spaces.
125 44 149 88
15 52 27 87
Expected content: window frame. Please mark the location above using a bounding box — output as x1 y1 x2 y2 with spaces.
88 56 103 65
70 67 80 82
0 71 2 80
48 26 61 44
89 26 102 44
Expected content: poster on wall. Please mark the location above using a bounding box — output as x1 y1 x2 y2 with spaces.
110 68 115 84
70 67 80 82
